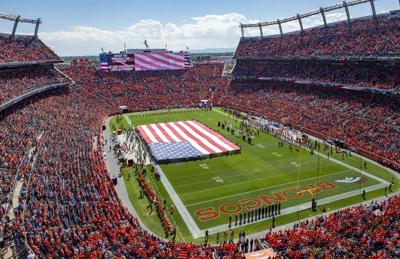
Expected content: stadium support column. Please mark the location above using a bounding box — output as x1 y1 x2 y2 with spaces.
277 19 283 37
11 15 20 39
258 23 263 38
240 24 245 38
343 1 351 24
34 18 41 38
320 8 327 27
369 0 376 17
297 14 304 33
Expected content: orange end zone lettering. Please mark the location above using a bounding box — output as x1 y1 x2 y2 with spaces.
318 181 337 191
195 207 220 222
219 203 242 214
240 198 262 210
259 192 286 205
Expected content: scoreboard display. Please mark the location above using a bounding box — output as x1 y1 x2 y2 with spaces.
99 51 191 72
99 53 135 72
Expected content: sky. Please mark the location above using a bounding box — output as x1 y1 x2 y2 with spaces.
1 0 398 56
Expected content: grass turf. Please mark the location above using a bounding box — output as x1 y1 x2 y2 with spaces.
110 108 399 242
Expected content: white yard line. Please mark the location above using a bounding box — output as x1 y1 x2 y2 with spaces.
160 109 392 238
156 164 203 238
106 110 396 241
213 108 236 119
124 114 133 126
244 192 400 241
202 182 387 236
103 117 165 240
312 149 390 185
185 169 351 207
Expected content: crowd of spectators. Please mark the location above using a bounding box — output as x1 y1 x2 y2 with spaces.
235 15 400 59
0 65 66 104
136 170 175 235
0 34 61 64
233 60 400 93
0 44 399 257
264 195 400 258
220 81 400 171
1 64 242 258
61 63 226 113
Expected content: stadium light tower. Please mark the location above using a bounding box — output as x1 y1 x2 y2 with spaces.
343 1 351 24
320 7 328 27
369 0 377 17
0 12 42 38
296 14 304 32
34 18 41 38
11 15 20 38
258 22 263 37
277 19 283 36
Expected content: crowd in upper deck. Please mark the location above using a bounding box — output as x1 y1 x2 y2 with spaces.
233 60 400 93
0 66 65 104
1 12 400 257
0 34 61 64
235 15 400 59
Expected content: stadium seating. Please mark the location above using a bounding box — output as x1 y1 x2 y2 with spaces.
62 63 225 112
0 66 67 104
235 15 400 59
219 81 400 171
1 11 400 258
264 195 400 258
233 60 400 93
0 34 61 64
2 62 398 257
0 63 238 258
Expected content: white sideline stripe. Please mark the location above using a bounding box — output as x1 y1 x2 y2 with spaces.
312 149 391 186
203 182 387 236
187 120 235 151
150 124 170 143
123 115 132 126
156 164 202 238
168 122 210 155
185 169 351 207
159 123 181 142
141 125 158 143
178 121 222 153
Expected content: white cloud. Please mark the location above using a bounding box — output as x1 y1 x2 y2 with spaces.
39 12 347 56
40 13 257 56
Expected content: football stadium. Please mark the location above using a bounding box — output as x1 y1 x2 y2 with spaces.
1 0 400 258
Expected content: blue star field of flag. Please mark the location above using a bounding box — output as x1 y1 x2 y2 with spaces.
149 141 203 161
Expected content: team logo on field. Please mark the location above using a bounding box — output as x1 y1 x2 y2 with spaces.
335 177 362 183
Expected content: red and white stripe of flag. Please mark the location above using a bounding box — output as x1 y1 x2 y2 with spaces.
134 53 187 71
137 120 239 155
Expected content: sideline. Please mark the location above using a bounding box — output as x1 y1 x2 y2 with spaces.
102 117 164 239
103 109 398 240
244 192 399 241
156 164 203 238
200 182 387 236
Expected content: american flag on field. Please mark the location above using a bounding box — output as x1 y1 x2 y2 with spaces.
99 52 110 71
137 120 240 162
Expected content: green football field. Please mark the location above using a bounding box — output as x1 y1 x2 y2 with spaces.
110 108 397 241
